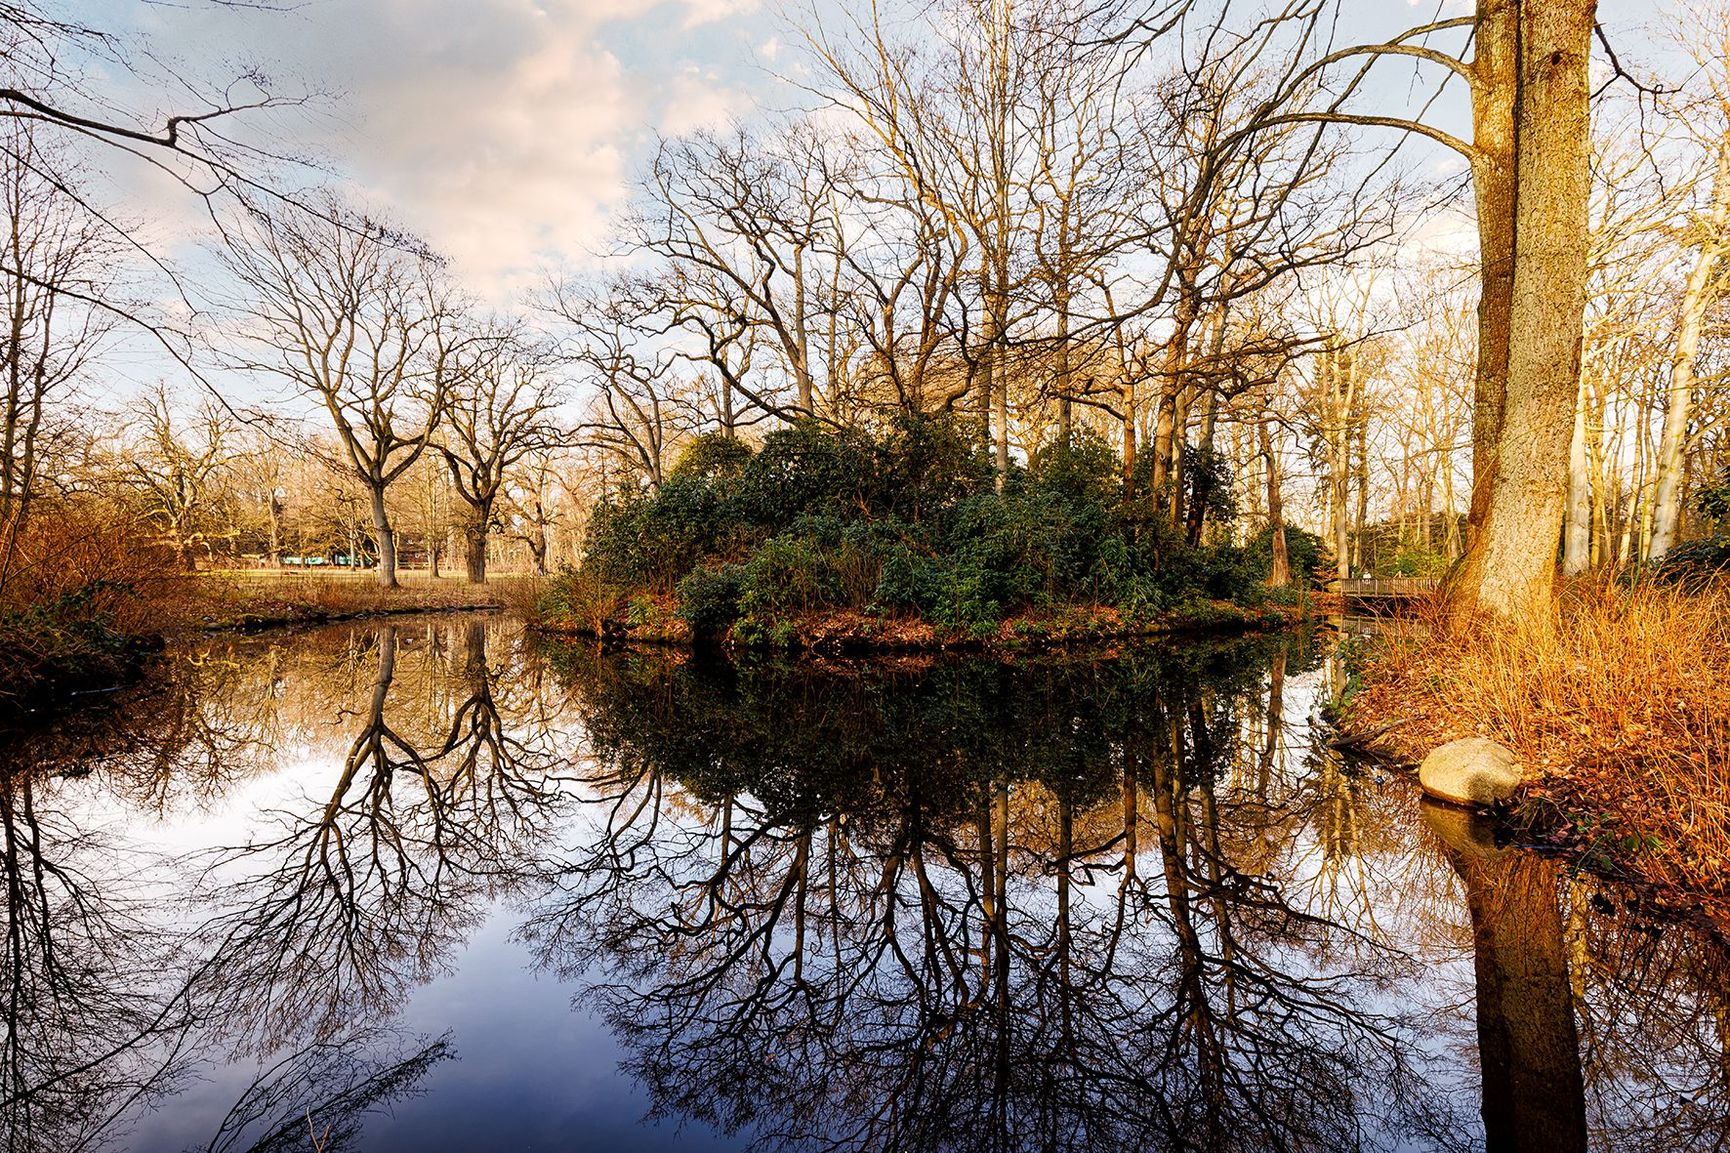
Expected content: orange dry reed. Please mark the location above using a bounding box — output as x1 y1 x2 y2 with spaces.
1346 580 1730 914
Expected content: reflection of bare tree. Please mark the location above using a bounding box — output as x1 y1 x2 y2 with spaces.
527 640 1435 1152
0 618 568 1152
0 766 199 1153
7 619 1730 1152
198 1029 453 1153
1574 901 1730 1152
197 620 576 1051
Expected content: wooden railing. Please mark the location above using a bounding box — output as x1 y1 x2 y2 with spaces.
1329 577 1439 598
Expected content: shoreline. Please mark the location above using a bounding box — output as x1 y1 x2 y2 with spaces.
1331 584 1730 934
0 573 516 715
530 597 1310 654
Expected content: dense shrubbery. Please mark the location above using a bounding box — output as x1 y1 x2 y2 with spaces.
560 417 1307 639
0 506 171 707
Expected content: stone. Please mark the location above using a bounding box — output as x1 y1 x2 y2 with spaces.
1418 737 1522 807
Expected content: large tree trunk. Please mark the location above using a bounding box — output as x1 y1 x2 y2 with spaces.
1450 0 1596 626
1464 0 1519 548
463 528 487 584
368 484 399 589
462 508 489 584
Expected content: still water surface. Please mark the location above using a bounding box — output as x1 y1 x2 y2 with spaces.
2 615 1726 1152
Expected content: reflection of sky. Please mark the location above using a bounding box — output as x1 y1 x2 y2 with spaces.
381 911 749 1153
120 905 750 1153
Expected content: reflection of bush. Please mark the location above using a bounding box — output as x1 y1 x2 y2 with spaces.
554 418 1302 642
543 631 1301 830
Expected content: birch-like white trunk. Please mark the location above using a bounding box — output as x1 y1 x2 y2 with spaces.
1649 140 1730 559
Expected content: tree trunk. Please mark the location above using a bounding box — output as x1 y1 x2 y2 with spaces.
1562 373 1591 576
266 493 283 567
1353 404 1370 573
1120 369 1137 495
368 484 399 589
1450 0 1596 626
1465 0 1519 547
1151 294 1195 506
463 517 488 584
1261 419 1290 588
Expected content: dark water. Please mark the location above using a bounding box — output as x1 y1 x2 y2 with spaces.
2 615 1726 1153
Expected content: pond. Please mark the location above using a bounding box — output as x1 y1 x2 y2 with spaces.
1 614 1725 1153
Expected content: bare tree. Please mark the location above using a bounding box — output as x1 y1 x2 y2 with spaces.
544 277 692 490
222 195 463 588
0 120 116 532
439 323 565 584
118 384 237 570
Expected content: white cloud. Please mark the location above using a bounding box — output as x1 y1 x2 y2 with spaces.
91 0 774 303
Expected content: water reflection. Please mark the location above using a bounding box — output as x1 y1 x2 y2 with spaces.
531 640 1439 1151
0 617 1723 1151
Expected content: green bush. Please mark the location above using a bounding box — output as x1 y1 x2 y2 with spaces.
1698 465 1730 528
1027 431 1119 506
670 433 754 481
872 413 994 519
736 535 845 621
1154 544 1261 605
1382 545 1450 578
730 420 876 531
1181 445 1238 529
676 565 745 635
1655 535 1730 586
584 475 728 588
540 565 624 628
567 418 1278 638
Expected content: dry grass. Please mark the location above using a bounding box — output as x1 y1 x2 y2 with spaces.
179 568 528 630
0 506 176 705
1345 579 1730 916
0 523 545 710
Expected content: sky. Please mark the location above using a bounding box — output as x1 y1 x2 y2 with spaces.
85 0 788 296
83 0 1486 300
61 0 1667 400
